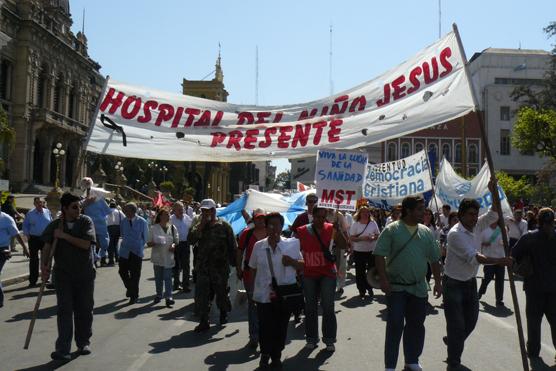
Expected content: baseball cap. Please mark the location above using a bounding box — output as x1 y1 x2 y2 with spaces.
200 199 217 210
252 208 266 218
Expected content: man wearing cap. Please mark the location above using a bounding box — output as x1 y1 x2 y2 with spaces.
236 208 267 348
170 201 193 292
290 193 318 236
189 199 237 332
41 192 96 359
23 197 52 286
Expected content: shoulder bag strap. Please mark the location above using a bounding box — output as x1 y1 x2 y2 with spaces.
387 227 419 267
354 221 371 238
265 247 277 280
312 225 330 254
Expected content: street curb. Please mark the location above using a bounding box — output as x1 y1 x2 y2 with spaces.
1 273 29 287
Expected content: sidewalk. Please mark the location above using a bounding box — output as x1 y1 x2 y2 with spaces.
1 246 30 287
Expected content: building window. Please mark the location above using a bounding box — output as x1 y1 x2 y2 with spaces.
500 129 511 155
0 60 13 101
442 143 451 162
37 66 48 108
68 85 77 120
428 143 437 156
401 142 410 158
455 143 462 162
415 142 424 153
500 106 510 121
53 73 64 114
387 143 397 161
468 144 478 163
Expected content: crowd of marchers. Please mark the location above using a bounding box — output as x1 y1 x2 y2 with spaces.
0 178 555 371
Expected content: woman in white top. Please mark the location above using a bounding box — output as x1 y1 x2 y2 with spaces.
147 208 179 307
477 221 507 306
248 212 304 369
349 206 380 299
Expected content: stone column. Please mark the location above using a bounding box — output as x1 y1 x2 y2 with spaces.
42 135 54 185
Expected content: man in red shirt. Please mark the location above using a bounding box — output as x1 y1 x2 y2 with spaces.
236 208 267 349
297 205 337 352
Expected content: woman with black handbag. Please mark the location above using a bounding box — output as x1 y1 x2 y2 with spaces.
248 212 304 369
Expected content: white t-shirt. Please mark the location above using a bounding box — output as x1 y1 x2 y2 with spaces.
506 217 528 240
248 237 302 304
480 226 505 261
349 220 380 252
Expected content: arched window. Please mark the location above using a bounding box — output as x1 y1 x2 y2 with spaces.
53 73 64 114
468 144 478 163
37 63 49 108
68 83 77 119
387 142 397 161
455 143 462 163
401 143 410 158
415 142 424 153
442 143 451 162
428 143 437 157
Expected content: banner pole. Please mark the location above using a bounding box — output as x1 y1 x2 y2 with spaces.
452 23 528 371
425 153 441 222
72 75 111 190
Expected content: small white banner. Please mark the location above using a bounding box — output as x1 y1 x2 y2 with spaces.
364 150 432 199
315 149 368 211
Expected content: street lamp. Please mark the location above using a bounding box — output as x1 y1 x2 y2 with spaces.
52 142 66 189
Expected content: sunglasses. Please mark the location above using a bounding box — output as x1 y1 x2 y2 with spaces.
307 199 317 204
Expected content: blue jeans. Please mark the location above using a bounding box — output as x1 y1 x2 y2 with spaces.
442 276 479 367
153 265 173 299
303 275 337 345
384 291 427 369
0 251 7 306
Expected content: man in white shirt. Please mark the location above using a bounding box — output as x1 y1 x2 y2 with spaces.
171 202 193 292
106 202 125 266
443 183 513 371
438 205 451 229
506 209 528 247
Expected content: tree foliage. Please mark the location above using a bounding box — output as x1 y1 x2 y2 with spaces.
496 171 534 203
0 106 15 174
275 170 291 190
511 22 556 160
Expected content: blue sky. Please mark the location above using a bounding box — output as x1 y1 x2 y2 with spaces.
68 0 554 174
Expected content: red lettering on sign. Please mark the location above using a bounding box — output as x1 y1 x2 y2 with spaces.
154 104 174 126
210 132 226 147
312 121 327 145
237 112 254 125
439 47 453 77
121 96 141 120
277 126 293 149
328 119 342 143
244 129 259 149
194 110 211 126
407 66 422 94
256 112 271 124
259 127 277 148
138 100 158 123
226 130 243 151
291 124 311 148
100 88 125 114
184 108 200 127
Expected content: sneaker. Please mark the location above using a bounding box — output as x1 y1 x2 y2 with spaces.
247 339 258 349
336 288 344 295
259 354 270 368
219 311 228 325
496 301 505 307
325 344 335 352
181 286 192 293
50 350 71 361
128 297 138 305
78 345 92 355
194 321 210 333
270 359 283 369
404 363 423 371
165 298 175 307
305 342 318 350
153 297 161 304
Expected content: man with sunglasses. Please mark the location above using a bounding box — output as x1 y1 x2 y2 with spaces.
290 194 318 236
41 193 96 360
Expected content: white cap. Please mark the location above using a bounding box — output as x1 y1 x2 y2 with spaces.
200 199 217 210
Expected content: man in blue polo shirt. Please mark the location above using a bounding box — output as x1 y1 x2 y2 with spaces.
23 197 52 287
119 202 148 304
1 211 29 307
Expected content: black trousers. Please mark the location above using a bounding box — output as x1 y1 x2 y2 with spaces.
478 265 505 302
525 290 556 358
257 300 290 360
353 251 374 295
107 225 120 262
28 236 44 285
443 276 479 367
173 241 190 288
54 269 95 353
118 252 142 299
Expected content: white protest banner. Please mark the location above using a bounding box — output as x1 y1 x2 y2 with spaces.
86 30 474 161
363 150 432 199
433 158 512 217
315 150 367 211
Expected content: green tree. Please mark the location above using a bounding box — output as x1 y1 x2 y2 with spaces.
0 106 15 175
496 171 534 204
511 22 556 159
275 170 291 190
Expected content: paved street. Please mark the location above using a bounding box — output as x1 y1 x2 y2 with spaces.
1 255 555 371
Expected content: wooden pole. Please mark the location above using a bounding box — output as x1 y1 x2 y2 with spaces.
452 24 529 371
24 221 62 349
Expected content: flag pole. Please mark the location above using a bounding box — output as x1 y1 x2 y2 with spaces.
452 23 528 371
425 151 441 221
72 75 111 189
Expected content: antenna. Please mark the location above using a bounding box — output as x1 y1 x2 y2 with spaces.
255 46 259 105
82 8 86 34
438 0 441 38
329 23 334 96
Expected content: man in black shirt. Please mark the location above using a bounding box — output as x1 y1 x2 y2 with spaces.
41 193 96 361
512 207 556 364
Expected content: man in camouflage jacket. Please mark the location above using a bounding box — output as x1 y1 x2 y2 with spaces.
189 199 237 332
